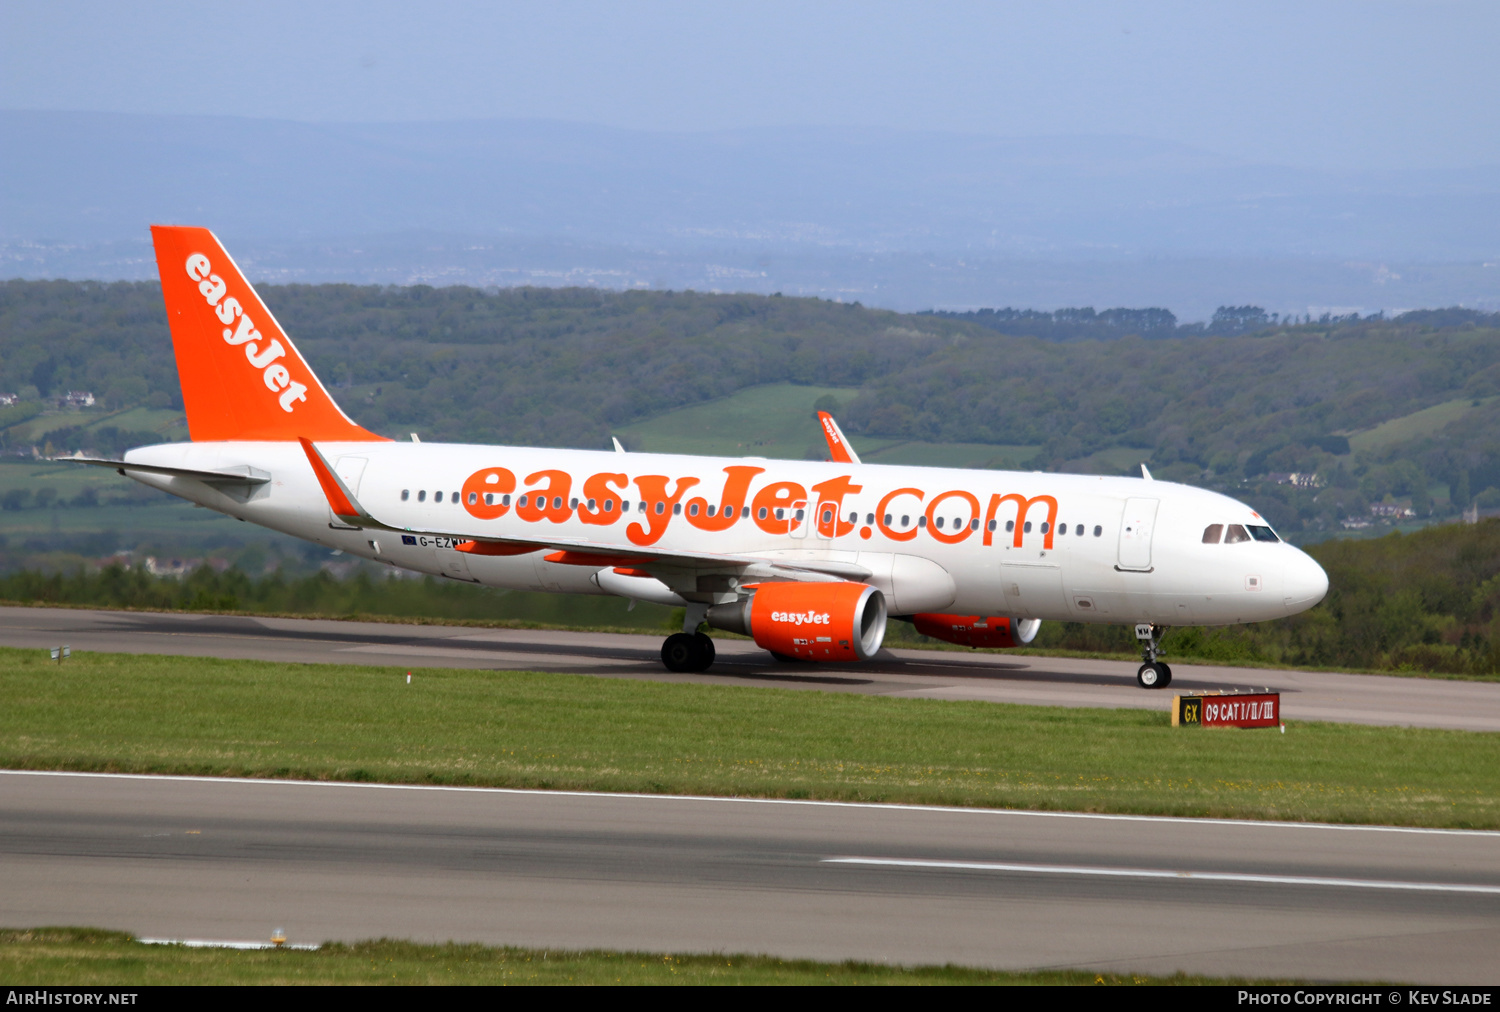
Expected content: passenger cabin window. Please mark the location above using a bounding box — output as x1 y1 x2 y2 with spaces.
1248 525 1280 542
401 490 410 501
1075 524 1084 536
1093 525 1102 537
1224 524 1251 544
1203 524 1224 544
417 490 427 502
434 491 444 503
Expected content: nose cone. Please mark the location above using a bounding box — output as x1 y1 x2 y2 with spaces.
1282 547 1329 613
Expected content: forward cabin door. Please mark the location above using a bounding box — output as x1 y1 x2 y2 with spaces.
328 457 367 530
1117 497 1159 571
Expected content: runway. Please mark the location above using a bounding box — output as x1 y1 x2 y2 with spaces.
2 771 1497 982
2 605 1498 731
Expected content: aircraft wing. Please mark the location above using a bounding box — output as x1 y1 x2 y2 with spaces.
55 455 271 485
816 411 861 465
298 438 867 581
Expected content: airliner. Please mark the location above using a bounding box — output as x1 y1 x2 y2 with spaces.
67 226 1329 689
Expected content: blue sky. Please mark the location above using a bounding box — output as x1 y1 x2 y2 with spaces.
2 1 1495 172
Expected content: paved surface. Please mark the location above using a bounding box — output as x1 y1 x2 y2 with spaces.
3 606 1499 731
2 772 1497 982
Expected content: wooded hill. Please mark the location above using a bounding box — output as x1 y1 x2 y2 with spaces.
2 279 1498 539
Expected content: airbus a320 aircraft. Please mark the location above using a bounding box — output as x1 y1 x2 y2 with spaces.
66 226 1329 689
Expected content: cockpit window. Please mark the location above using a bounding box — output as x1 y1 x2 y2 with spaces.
1202 524 1223 544
1247 525 1280 542
1224 524 1251 544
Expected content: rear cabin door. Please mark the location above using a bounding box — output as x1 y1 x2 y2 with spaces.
1116 497 1159 571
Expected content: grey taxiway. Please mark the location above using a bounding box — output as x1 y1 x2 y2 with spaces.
2 605 1498 981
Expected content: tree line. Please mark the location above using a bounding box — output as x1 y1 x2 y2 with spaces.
3 279 1499 538
1 518 1498 677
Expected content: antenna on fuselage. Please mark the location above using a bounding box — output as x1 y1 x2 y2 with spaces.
1141 463 1153 480
612 437 627 454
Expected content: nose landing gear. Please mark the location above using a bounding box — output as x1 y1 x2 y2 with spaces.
1134 623 1172 689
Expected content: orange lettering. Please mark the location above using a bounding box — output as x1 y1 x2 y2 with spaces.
875 487 924 542
627 475 700 546
461 467 516 520
984 492 1058 548
685 465 765 531
578 472 627 526
517 470 574 524
751 480 807 535
924 490 981 545
810 475 862 537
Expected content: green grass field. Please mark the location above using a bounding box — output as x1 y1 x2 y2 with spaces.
0 929 1234 986
3 648 1496 827
615 382 1034 467
1346 397 1496 455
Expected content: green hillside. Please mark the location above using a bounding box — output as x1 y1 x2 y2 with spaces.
2 278 1500 560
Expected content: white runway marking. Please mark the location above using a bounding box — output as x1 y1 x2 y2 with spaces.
3 769 1497 837
825 857 1500 895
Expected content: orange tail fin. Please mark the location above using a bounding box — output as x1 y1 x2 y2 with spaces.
151 225 386 442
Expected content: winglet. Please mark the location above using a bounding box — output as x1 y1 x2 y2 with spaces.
299 437 370 525
1141 463 1154 481
612 437 627 454
817 412 861 465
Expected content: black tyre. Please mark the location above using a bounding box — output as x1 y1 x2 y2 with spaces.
1136 662 1167 689
1158 663 1173 688
691 632 716 672
662 632 700 672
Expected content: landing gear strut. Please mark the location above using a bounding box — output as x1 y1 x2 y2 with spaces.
661 603 716 673
1134 623 1171 689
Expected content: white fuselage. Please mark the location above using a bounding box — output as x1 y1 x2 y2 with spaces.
121 440 1329 627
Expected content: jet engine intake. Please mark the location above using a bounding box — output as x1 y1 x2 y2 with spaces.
911 614 1041 648
706 581 887 661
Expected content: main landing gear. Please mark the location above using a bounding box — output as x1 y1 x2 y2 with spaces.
1134 623 1172 690
661 631 716 673
661 603 716 673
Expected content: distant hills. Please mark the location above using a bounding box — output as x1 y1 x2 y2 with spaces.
3 278 1499 547
3 111 1500 317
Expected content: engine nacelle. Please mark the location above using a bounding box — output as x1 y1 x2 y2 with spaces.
707 581 887 661
911 614 1041 648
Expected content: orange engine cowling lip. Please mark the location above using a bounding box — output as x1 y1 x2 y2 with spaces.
912 614 1033 649
722 581 887 662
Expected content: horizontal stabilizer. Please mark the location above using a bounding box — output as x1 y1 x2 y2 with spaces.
56 455 270 485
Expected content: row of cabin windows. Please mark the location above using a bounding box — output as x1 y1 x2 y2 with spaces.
398 489 1103 539
1202 523 1280 544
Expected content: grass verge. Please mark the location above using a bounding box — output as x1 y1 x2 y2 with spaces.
2 647 1497 826
0 929 1259 985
